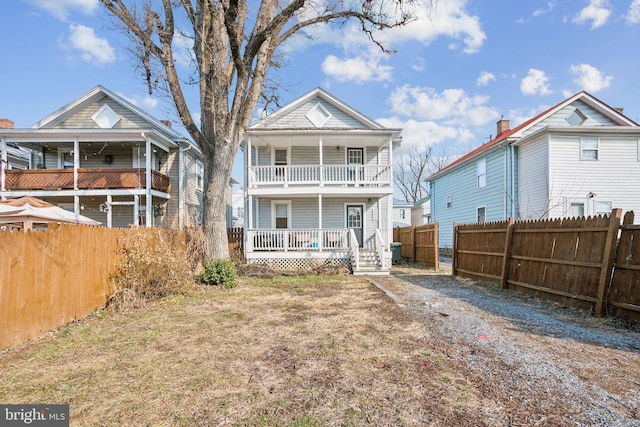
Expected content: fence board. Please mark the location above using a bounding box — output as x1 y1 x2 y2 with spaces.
454 209 640 321
0 225 184 350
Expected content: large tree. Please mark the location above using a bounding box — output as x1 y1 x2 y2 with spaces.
99 0 416 261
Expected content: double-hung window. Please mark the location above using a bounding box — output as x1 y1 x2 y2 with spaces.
477 158 486 188
581 137 599 160
196 161 204 191
476 206 486 223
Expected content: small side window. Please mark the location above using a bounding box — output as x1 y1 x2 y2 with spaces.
446 195 452 209
581 137 599 160
196 161 204 191
477 206 486 223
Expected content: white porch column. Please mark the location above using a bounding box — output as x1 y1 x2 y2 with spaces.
246 137 252 189
73 137 80 217
319 136 324 187
145 135 152 227
106 194 113 228
0 137 6 194
134 194 140 226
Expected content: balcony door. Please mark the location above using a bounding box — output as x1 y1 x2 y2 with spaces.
346 204 364 248
347 148 363 181
274 148 288 181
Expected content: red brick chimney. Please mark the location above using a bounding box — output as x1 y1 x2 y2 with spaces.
0 118 14 129
496 118 509 136
160 119 172 128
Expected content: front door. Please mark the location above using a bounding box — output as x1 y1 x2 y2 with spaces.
347 205 363 248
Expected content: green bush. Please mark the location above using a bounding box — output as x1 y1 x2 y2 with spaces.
198 259 237 289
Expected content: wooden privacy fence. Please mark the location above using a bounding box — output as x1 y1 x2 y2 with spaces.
0 224 123 350
0 225 188 350
453 209 640 321
393 223 439 269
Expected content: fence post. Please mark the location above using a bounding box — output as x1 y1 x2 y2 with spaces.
595 208 622 317
411 225 417 262
433 222 439 271
452 222 458 275
500 217 515 289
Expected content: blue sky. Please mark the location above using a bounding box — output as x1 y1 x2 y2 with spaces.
3 0 640 183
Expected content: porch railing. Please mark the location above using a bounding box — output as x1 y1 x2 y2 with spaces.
247 228 350 252
4 168 170 193
249 164 391 187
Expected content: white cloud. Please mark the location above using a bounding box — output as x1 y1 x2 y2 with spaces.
65 24 115 66
388 85 498 127
573 0 611 29
321 54 393 83
520 69 552 95
570 64 613 92
378 117 474 152
118 92 159 110
387 0 486 54
627 0 640 23
476 71 495 87
26 0 98 21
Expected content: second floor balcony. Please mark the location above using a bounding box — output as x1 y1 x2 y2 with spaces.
4 168 171 193
248 164 391 188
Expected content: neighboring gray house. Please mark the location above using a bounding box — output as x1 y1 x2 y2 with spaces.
242 88 401 274
429 91 640 248
0 86 206 228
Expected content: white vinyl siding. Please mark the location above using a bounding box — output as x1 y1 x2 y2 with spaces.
548 134 640 219
523 100 620 137
580 137 599 160
517 134 550 220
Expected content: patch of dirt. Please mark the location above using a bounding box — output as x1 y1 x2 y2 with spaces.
374 264 640 426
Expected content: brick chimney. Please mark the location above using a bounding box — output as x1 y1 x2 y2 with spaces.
160 119 172 128
0 118 14 129
496 118 509 136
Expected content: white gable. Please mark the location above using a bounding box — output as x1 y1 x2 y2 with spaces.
250 88 384 131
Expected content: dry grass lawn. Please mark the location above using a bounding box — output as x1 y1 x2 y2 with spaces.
0 275 487 426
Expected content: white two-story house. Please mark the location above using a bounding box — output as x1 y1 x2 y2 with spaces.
242 88 401 274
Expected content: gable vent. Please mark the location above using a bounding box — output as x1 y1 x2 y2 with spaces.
306 103 332 127
92 104 121 129
566 108 587 126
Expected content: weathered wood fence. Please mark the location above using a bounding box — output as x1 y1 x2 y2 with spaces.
453 209 640 321
227 227 244 261
393 223 439 269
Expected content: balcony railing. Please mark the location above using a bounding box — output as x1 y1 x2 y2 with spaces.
4 168 170 193
247 228 351 252
248 164 391 187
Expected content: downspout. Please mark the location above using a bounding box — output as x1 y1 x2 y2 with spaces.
503 146 507 219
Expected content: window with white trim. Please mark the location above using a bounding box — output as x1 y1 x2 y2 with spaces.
446 195 452 209
580 137 599 160
196 161 204 191
595 201 612 216
274 148 288 179
476 158 486 188
273 201 290 229
476 206 486 223
570 202 585 217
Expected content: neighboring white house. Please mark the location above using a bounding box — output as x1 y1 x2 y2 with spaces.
411 196 431 226
393 198 412 227
0 86 207 228
429 91 640 248
242 88 401 274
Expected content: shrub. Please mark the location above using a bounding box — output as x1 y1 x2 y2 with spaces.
198 259 237 289
108 229 197 311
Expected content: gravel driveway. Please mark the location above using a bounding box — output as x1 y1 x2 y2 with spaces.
371 264 640 427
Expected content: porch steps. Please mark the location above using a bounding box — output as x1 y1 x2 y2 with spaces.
352 250 389 275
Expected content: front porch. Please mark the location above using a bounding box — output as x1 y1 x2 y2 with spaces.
245 228 391 274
